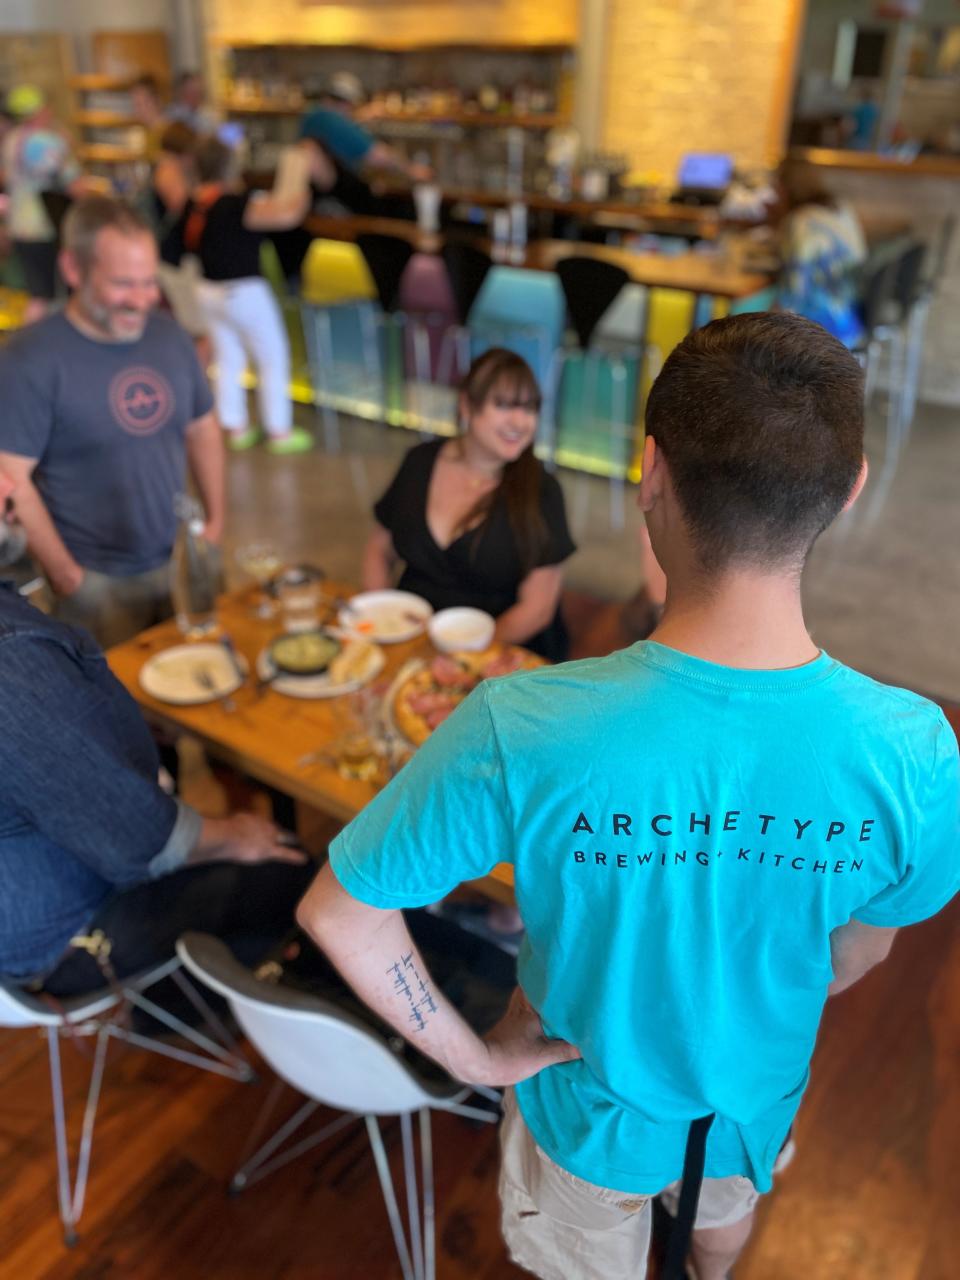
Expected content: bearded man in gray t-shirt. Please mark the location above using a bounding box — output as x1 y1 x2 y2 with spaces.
0 195 224 648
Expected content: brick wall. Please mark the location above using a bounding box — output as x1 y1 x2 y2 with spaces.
600 0 801 181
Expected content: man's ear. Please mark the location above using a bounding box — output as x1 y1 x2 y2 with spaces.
58 248 81 292
842 457 869 514
638 434 663 513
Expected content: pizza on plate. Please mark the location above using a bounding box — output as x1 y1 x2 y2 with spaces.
393 645 545 747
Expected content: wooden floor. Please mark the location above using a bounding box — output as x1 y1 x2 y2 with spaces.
2 600 958 1280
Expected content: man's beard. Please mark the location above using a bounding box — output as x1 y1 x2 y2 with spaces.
82 292 148 342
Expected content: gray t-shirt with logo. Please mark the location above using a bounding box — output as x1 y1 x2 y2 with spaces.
0 311 214 575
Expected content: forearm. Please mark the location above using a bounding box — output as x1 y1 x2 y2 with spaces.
495 599 554 646
365 142 414 180
297 869 491 1082
361 538 396 590
9 476 83 592
185 417 226 540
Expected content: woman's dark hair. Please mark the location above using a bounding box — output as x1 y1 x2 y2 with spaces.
456 348 547 575
644 311 864 573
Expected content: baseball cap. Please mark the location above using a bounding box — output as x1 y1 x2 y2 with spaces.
326 72 364 106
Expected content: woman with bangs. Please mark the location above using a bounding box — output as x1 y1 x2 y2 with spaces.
362 349 576 662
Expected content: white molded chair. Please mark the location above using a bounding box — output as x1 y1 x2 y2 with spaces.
0 957 253 1245
177 933 500 1280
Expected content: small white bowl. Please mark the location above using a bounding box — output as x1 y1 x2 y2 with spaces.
428 607 496 654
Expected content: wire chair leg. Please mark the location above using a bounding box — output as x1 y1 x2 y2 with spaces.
47 1026 78 1245
46 1021 110 1245
121 989 251 1079
366 1115 416 1280
169 966 242 1053
420 1109 435 1280
401 1112 424 1280
71 1023 110 1226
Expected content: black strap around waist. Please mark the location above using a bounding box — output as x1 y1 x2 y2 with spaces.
661 1113 716 1280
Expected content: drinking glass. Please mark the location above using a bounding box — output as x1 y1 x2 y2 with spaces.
276 567 321 632
235 541 282 619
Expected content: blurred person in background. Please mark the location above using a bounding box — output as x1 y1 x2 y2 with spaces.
165 69 218 135
147 122 209 358
775 158 867 348
0 195 224 649
130 74 169 165
2 85 89 323
184 136 315 454
298 71 433 186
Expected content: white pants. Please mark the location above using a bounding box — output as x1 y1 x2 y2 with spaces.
196 276 292 436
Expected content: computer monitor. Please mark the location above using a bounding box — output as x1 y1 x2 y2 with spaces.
677 153 734 192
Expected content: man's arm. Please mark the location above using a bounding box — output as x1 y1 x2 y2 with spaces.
0 451 84 595
184 412 225 544
365 141 433 183
297 863 579 1087
828 918 898 995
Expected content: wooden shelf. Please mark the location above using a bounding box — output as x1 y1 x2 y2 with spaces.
210 37 572 52
223 99 565 129
79 142 144 164
70 71 169 91
223 99 304 116
75 110 138 128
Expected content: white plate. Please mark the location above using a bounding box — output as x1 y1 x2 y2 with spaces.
338 590 433 645
140 643 246 706
256 639 385 699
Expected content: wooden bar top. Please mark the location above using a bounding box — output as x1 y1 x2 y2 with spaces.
790 147 960 180
304 214 774 299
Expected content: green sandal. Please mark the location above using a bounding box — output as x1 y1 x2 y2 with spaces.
225 428 262 452
265 427 313 455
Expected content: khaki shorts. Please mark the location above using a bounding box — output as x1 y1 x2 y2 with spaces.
498 1090 760 1280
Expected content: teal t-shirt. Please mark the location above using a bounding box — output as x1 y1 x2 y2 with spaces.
329 642 960 1193
298 108 373 168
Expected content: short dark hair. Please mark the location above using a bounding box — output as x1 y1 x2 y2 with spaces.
193 136 234 184
644 312 864 571
61 195 154 270
132 74 161 99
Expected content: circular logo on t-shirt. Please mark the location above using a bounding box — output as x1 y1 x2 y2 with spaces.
109 367 175 437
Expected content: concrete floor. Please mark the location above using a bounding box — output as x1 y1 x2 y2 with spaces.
222 398 960 705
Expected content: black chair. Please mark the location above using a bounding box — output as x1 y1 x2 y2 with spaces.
440 240 493 325
555 256 631 350
356 233 415 313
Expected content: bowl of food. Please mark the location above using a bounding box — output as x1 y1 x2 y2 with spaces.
427 607 496 654
268 629 341 677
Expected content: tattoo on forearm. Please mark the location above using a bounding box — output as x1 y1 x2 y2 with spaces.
386 952 438 1034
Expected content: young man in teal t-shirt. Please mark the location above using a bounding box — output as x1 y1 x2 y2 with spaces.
297 313 959 1280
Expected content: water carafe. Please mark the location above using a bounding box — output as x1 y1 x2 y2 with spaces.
171 494 218 638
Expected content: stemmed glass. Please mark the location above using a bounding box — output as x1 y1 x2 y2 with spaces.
235 541 282 620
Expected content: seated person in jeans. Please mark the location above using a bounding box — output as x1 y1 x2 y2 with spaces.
0 521 310 998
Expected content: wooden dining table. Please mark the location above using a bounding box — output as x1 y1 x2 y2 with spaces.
106 584 516 904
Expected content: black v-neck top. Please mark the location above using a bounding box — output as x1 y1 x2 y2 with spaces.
373 440 576 661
